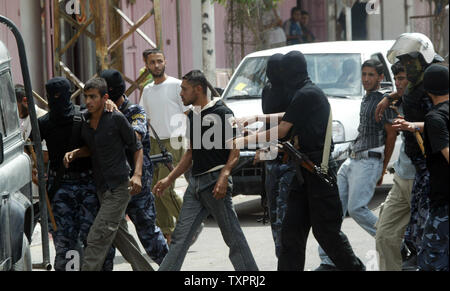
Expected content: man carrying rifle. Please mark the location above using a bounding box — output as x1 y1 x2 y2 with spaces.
101 70 168 265
154 70 258 271
233 51 365 271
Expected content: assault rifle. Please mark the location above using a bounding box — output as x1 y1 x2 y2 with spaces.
282 141 336 188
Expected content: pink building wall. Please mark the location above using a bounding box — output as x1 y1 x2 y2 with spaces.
0 0 23 85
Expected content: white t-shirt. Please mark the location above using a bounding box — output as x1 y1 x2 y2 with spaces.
19 105 48 150
140 76 190 139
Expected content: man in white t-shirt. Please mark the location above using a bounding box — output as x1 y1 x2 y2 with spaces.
15 85 48 199
139 49 190 244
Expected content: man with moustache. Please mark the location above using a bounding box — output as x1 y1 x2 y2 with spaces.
139 49 191 245
154 70 258 271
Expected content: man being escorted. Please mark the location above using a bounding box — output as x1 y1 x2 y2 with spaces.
375 62 417 271
418 64 449 271
317 59 397 270
101 69 169 265
154 70 258 271
139 49 190 244
65 78 153 271
39 77 114 271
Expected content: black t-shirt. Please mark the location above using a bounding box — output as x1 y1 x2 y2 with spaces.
187 99 237 176
282 81 332 161
424 100 449 207
38 110 92 173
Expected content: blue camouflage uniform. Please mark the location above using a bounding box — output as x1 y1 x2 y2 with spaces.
265 158 295 258
120 96 169 265
417 204 449 271
48 174 115 271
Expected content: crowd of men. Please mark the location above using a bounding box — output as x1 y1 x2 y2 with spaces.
18 31 448 271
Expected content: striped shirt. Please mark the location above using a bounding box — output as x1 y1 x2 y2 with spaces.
351 90 396 153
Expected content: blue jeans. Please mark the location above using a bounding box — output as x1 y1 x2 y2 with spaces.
319 156 383 266
158 171 258 271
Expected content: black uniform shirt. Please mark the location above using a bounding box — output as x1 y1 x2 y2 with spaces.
38 109 92 174
282 81 332 160
424 100 449 207
81 110 142 193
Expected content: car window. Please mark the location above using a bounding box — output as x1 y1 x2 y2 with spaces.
0 70 20 137
223 53 363 100
224 57 269 99
305 53 362 97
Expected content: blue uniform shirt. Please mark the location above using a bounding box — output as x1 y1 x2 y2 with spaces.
119 96 153 183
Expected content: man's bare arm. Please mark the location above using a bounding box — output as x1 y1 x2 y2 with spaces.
442 147 449 163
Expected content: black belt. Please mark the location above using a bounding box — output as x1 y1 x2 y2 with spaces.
350 151 383 160
49 169 93 180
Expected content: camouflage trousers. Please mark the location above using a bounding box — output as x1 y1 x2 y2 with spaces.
126 177 169 265
265 159 296 258
418 204 449 271
404 158 430 254
48 176 115 271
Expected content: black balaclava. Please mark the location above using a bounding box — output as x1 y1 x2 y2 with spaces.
281 50 310 92
46 77 74 123
262 54 288 114
266 53 284 88
100 69 126 103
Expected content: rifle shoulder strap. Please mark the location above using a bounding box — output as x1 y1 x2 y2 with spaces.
321 110 333 174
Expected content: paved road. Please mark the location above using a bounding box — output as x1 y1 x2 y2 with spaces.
30 175 393 271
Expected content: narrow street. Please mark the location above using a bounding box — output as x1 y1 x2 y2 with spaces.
30 175 393 271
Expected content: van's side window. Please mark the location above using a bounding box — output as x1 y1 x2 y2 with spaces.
0 71 19 137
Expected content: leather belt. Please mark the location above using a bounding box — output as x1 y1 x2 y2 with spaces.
350 151 383 160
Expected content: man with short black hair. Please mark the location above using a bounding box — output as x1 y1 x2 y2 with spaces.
299 10 315 43
101 69 169 265
154 70 258 271
283 7 303 45
317 59 398 270
375 62 417 271
65 77 153 271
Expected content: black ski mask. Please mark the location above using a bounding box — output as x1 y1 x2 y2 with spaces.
262 54 288 114
100 70 126 103
46 77 74 123
281 51 311 92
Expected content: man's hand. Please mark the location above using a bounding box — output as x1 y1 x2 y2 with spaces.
105 99 119 112
129 174 142 196
375 96 392 122
153 177 172 197
213 174 229 200
63 151 77 168
377 169 387 186
393 118 416 133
